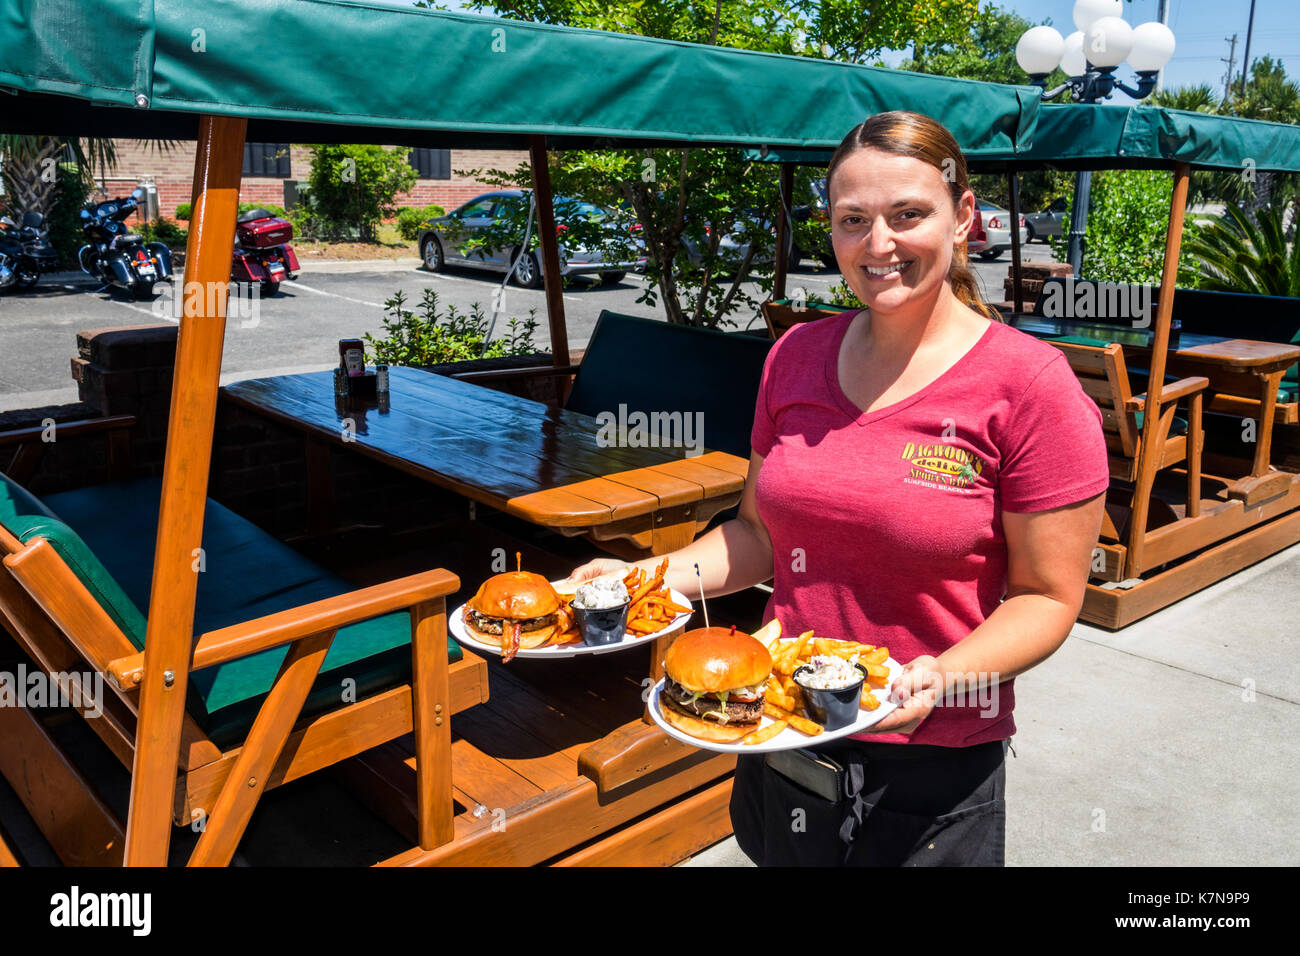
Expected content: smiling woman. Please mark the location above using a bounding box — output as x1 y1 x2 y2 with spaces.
566 112 1111 867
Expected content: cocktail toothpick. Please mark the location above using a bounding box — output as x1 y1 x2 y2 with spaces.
694 563 710 629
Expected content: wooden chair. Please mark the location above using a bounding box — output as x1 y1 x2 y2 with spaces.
0 461 488 866
1047 340 1208 581
760 299 848 339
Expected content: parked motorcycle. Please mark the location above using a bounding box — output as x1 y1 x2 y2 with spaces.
231 208 299 296
0 210 60 292
78 187 173 299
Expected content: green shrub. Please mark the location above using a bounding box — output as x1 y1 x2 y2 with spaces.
395 204 446 242
47 162 92 264
1179 202 1300 296
175 201 285 221
1050 170 1199 284
139 218 188 246
364 288 540 366
302 144 418 242
827 278 864 309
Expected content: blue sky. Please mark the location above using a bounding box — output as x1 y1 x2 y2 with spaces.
372 0 1296 97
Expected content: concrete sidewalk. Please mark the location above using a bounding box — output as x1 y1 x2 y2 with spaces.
682 541 1300 866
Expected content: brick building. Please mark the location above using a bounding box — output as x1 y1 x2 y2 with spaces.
97 140 529 220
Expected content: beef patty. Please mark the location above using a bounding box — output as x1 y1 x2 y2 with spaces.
662 677 763 723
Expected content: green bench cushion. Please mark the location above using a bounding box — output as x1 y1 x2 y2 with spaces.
8 474 458 749
1 473 150 643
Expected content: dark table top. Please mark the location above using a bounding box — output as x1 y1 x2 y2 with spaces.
1006 314 1300 369
221 366 747 530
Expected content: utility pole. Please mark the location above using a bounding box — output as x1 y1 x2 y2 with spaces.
1222 33 1238 105
1156 0 1170 92
1240 0 1257 98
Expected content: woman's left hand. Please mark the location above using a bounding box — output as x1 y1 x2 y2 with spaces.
865 655 944 736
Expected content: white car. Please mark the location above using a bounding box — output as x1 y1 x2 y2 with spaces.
975 201 1030 261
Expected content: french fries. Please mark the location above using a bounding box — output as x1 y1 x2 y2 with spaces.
742 720 787 746
548 559 688 646
741 626 889 738
763 700 823 737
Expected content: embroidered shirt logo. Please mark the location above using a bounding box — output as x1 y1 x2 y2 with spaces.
900 440 985 489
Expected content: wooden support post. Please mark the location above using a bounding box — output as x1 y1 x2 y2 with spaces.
187 630 335 866
1008 171 1024 314
1127 162 1190 577
774 162 793 302
123 114 246 866
410 599 454 849
529 135 569 368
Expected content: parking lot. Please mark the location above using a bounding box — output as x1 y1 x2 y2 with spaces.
0 244 1056 411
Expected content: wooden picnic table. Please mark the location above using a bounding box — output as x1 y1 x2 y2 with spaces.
222 366 749 558
1007 314 1300 504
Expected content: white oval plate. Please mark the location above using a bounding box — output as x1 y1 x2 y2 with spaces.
450 583 693 659
647 655 902 753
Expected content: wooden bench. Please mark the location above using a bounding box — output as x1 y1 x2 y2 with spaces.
0 458 488 866
1046 340 1208 581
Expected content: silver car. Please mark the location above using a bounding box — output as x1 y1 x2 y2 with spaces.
417 190 646 287
1025 197 1068 243
975 200 1031 261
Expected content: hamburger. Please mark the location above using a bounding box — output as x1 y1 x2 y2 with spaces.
463 571 562 661
659 627 772 742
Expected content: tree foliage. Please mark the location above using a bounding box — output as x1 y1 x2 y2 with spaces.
298 144 418 242
1049 169 1199 284
897 3 1072 212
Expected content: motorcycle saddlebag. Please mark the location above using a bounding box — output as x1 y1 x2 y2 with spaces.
231 252 266 282
236 216 293 249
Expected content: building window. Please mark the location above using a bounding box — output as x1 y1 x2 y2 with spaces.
243 143 291 178
408 148 451 179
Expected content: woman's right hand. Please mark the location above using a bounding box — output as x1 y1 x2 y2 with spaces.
561 557 634 588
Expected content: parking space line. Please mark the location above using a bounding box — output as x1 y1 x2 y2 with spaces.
290 282 387 309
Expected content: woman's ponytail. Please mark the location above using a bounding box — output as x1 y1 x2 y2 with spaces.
948 241 1003 323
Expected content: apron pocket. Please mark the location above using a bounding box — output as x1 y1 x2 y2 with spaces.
847 797 1006 867
731 755 855 866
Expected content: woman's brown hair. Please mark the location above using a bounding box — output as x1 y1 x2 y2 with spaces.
825 111 1002 322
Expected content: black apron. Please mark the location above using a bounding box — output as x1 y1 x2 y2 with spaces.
729 738 1008 866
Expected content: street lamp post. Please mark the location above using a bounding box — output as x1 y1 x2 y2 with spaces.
1015 0 1176 276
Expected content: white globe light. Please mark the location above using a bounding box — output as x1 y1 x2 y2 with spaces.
1084 16 1134 69
1073 0 1123 33
1061 31 1087 77
1128 21 1176 72
1016 26 1066 76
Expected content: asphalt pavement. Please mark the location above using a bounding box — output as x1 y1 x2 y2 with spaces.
0 245 1056 411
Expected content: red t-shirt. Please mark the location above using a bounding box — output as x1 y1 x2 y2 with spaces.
751 309 1110 747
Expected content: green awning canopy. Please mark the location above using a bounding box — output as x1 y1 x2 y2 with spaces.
743 102 1300 174
0 0 1039 152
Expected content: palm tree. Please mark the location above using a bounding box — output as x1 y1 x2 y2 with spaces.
1179 202 1300 297
1151 84 1218 113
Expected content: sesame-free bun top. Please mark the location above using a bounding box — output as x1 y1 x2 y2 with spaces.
469 571 560 620
663 627 772 693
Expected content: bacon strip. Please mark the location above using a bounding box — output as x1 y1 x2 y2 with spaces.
502 620 522 663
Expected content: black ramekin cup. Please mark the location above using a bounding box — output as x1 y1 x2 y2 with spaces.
793 663 867 731
573 600 630 646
